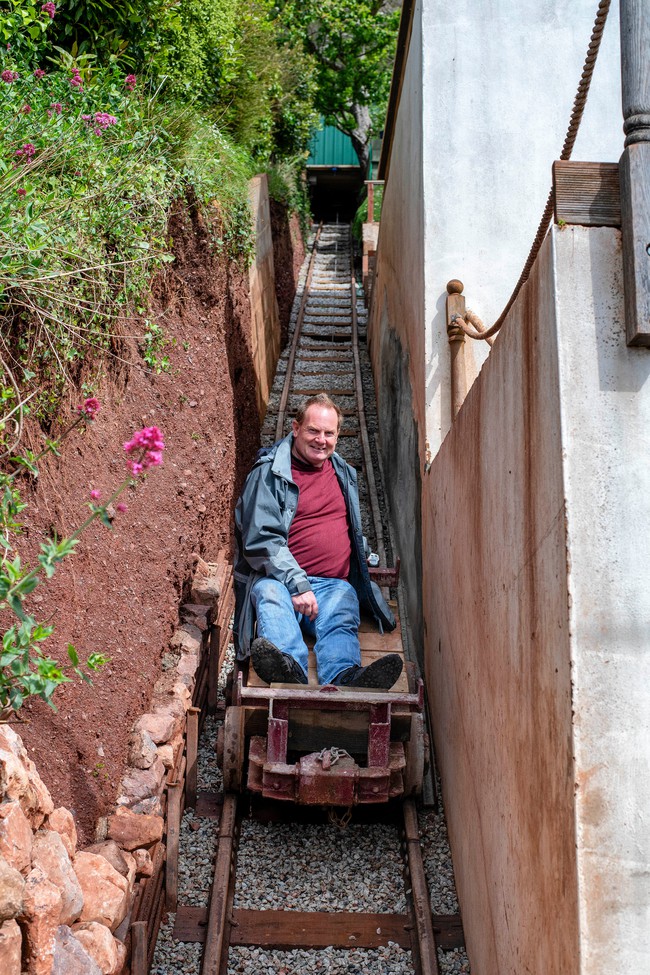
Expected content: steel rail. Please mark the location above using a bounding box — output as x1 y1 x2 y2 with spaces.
274 223 323 440
350 253 387 566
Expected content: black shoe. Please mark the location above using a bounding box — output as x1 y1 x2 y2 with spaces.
333 654 403 690
251 638 308 685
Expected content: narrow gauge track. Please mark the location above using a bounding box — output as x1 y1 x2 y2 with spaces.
164 225 466 975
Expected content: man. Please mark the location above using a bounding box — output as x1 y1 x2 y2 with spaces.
233 393 402 689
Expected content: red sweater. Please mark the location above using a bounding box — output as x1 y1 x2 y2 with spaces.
288 456 351 579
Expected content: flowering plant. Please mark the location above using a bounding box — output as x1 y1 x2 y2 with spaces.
0 396 165 719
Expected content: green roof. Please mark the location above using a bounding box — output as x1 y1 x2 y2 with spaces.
307 124 359 167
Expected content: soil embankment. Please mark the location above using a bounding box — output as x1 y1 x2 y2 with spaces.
10 201 304 844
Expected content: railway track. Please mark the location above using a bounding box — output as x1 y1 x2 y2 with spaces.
152 224 469 975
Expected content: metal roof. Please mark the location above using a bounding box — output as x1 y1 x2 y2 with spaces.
307 123 359 167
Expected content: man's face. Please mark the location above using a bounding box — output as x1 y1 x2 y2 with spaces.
291 405 339 469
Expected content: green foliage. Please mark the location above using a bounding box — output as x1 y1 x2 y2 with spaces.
0 57 259 418
351 184 383 240
140 320 170 374
275 0 399 169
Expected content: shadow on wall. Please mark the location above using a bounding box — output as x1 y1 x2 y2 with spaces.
378 325 423 663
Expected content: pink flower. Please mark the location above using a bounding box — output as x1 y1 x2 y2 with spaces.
34 68 46 79
123 426 165 475
69 69 83 90
124 74 137 91
77 396 101 419
1 69 18 83
17 188 26 197
41 1 56 18
50 102 62 114
90 489 101 500
116 502 128 513
15 144 36 161
94 112 117 130
21 104 31 114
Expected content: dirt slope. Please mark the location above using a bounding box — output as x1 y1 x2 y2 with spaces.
7 201 304 843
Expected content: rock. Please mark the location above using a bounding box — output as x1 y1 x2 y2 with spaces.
72 922 126 975
0 726 53 828
73 853 128 931
105 808 163 851
133 711 177 745
21 865 62 975
176 652 199 681
127 729 158 771
0 853 25 922
0 800 33 873
119 757 165 804
52 925 102 975
46 809 78 860
180 603 211 632
82 842 129 879
121 796 162 817
156 744 174 769
170 624 202 656
132 848 153 878
0 918 22 974
31 830 83 925
190 572 220 607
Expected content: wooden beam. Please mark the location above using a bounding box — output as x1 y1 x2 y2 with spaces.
619 0 650 346
552 161 621 227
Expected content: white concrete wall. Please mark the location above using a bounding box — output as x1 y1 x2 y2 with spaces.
556 227 650 972
422 225 650 974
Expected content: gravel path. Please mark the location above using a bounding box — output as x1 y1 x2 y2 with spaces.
152 226 471 975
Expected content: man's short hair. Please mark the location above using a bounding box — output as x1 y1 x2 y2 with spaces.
294 393 343 431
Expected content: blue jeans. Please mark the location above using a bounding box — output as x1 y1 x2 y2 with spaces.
250 576 361 685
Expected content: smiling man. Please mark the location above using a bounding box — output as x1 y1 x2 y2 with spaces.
233 393 401 688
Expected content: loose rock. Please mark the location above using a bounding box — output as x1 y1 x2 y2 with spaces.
52 925 102 975
73 853 128 931
0 918 22 975
0 800 33 873
0 853 25 922
106 808 163 851
31 830 83 926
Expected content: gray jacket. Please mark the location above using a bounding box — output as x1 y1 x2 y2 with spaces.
233 433 396 659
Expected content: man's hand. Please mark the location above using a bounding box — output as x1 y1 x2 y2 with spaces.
292 590 319 621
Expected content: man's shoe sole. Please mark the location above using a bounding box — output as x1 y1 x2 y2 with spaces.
251 637 307 685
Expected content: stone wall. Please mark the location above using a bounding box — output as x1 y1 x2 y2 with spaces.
0 559 222 975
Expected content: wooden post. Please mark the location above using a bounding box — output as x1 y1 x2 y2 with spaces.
367 181 375 223
130 921 148 975
619 0 650 346
185 706 200 809
166 780 182 911
446 280 468 420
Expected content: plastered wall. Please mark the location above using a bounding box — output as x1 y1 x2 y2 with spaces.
248 174 280 420
422 226 650 974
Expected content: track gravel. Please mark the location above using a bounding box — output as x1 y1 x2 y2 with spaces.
152 226 471 975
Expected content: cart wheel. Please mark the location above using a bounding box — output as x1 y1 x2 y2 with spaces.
222 705 245 793
404 713 426 797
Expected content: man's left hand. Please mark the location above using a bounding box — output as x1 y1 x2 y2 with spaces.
292 590 319 621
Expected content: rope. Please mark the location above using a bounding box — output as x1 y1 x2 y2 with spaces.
457 0 612 342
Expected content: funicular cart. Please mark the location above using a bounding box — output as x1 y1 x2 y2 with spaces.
217 564 429 805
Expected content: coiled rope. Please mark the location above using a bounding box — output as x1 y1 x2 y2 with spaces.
456 0 612 342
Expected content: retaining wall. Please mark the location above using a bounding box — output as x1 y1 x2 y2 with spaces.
248 174 281 421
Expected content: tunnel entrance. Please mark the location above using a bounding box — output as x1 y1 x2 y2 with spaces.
307 166 364 223
306 123 365 223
